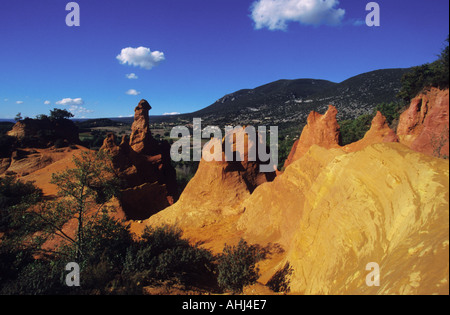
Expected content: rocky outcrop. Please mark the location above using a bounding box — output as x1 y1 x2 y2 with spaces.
100 99 177 220
343 111 399 152
284 105 341 168
7 117 80 147
284 105 400 168
145 127 276 230
238 143 449 294
284 144 448 294
3 146 88 197
397 88 449 158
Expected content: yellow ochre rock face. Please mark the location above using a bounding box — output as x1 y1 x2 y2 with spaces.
145 140 449 295
278 143 448 295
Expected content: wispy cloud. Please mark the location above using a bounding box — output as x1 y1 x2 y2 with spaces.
44 100 51 105
350 18 365 26
250 0 346 31
56 97 84 106
126 73 138 79
163 112 181 116
16 101 24 104
117 47 165 70
125 89 141 96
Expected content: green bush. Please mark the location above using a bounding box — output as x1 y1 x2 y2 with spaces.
267 262 293 293
54 138 67 148
0 247 35 292
123 225 214 287
80 215 134 268
217 239 263 293
0 177 42 233
0 259 67 295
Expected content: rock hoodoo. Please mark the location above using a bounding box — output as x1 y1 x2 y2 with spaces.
100 99 177 220
343 111 399 152
145 127 276 230
284 105 341 169
129 99 160 155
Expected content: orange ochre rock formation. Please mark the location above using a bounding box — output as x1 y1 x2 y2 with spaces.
144 127 276 231
284 105 400 168
397 87 449 158
284 105 341 168
144 97 449 295
2 90 448 295
100 99 178 220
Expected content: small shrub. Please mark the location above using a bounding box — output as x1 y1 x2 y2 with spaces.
80 215 134 268
0 259 67 295
267 262 293 293
54 138 67 148
217 239 263 293
123 225 214 287
0 177 42 233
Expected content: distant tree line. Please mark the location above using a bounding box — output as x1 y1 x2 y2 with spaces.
397 36 449 103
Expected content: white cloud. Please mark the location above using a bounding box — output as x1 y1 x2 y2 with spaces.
126 73 138 79
16 101 24 104
117 46 165 70
4 99 8 102
56 97 84 106
44 100 51 105
163 112 181 116
126 89 141 96
69 105 94 116
250 0 346 30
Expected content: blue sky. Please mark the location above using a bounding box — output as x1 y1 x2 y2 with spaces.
0 0 448 118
